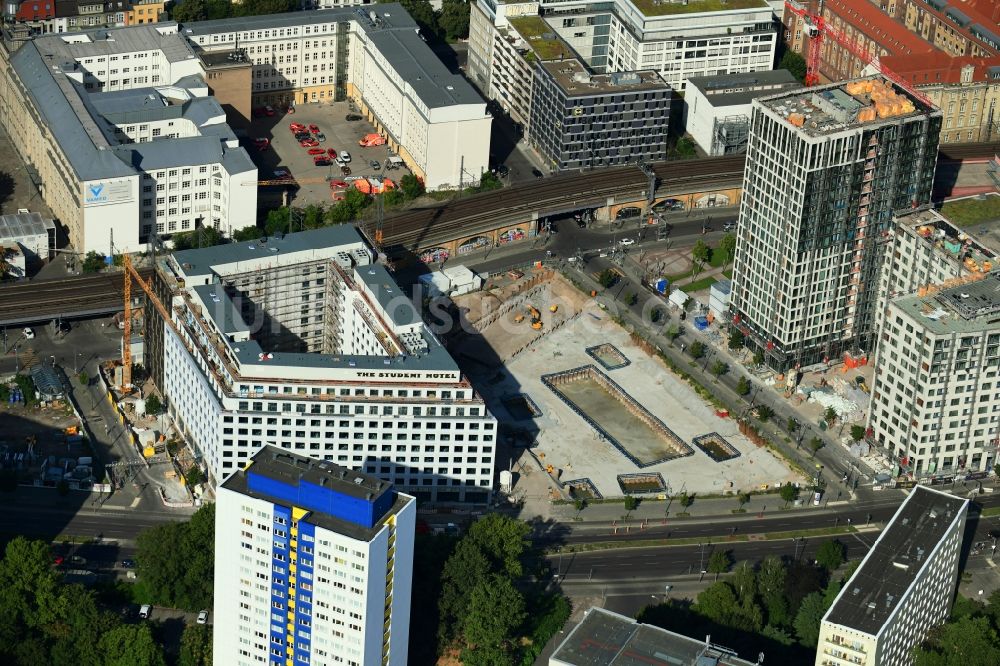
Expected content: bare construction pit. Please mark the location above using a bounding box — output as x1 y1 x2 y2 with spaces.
543 365 692 467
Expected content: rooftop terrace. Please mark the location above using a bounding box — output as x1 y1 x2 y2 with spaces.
507 16 576 62
898 208 996 272
824 486 967 636
629 0 768 17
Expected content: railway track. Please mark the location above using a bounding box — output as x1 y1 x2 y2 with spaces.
0 268 153 325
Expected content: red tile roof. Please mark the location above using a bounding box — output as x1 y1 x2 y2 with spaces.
882 52 1000 84
822 0 937 57
906 0 1000 56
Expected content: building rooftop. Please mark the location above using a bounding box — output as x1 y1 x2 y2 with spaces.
550 607 757 666
507 16 576 62
937 273 1000 319
758 76 936 137
904 0 1000 56
824 486 967 636
897 208 996 270
112 135 252 173
628 0 768 18
221 445 411 541
686 70 801 107
823 0 938 57
540 59 670 96
894 271 1000 334
0 212 55 240
183 6 485 110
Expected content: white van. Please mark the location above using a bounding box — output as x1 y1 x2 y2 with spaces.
139 604 151 619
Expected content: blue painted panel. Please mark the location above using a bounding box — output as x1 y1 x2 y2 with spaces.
248 472 397 529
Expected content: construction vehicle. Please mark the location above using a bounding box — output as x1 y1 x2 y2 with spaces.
513 313 525 324
549 304 558 313
527 305 540 319
531 320 543 330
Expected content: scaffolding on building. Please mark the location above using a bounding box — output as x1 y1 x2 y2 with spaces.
711 115 751 156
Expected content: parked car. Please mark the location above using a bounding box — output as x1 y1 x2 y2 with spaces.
616 206 642 219
294 132 311 141
327 148 338 157
495 164 509 178
263 105 275 117
23 327 34 340
345 114 363 122
300 138 319 147
618 237 636 247
58 321 71 333
121 559 135 568
315 132 326 142
340 165 351 176
307 148 326 155
197 610 209 625
308 124 320 133
339 150 351 163
722 220 737 232
531 168 544 178
252 138 270 150
370 160 382 171
329 179 349 189
289 122 306 132
139 605 151 619
653 198 684 212
313 157 332 166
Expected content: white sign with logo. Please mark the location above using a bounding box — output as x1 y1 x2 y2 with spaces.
83 180 133 207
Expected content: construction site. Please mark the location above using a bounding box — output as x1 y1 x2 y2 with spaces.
449 271 801 500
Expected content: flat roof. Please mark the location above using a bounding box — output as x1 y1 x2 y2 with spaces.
184 6 484 109
686 70 802 107
0 212 55 240
550 607 757 666
937 273 1000 319
540 60 670 96
172 225 368 281
355 263 421 327
894 272 1000 334
757 76 936 137
628 0 768 18
507 16 576 62
895 208 996 266
221 445 410 541
824 486 967 636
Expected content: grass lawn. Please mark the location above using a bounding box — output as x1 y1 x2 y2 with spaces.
709 250 731 268
684 276 718 291
630 0 767 16
940 195 1000 227
723 269 733 279
508 17 575 61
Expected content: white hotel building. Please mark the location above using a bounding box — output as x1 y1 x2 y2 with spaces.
160 226 497 503
817 485 967 666
0 23 257 254
214 446 415 666
183 7 492 190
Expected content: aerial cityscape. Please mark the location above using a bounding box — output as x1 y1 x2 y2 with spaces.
0 0 998 664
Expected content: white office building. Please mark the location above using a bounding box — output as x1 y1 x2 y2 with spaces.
183 7 492 190
214 445 415 666
469 0 779 100
684 70 802 155
160 226 497 503
817 485 967 666
730 77 941 369
0 23 257 254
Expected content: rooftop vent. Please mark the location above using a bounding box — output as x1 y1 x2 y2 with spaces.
354 477 364 485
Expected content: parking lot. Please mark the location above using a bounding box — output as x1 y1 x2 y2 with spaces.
243 100 409 207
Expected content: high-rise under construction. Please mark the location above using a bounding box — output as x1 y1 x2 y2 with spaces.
730 76 942 370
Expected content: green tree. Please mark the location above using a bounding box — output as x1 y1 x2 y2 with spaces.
707 549 733 580
779 483 799 508
786 417 799 433
688 341 705 359
82 251 106 274
793 592 827 647
573 498 587 515
695 581 740 625
232 225 262 241
301 204 326 230
824 406 838 426
914 616 1000 666
14 374 36 405
691 239 711 271
757 555 789 627
172 227 224 251
264 207 291 235
728 328 745 350
672 136 696 158
752 350 765 366
718 232 736 267
850 424 866 442
77 371 89 386
179 623 212 666
98 624 166 666
677 492 694 510
624 495 639 511
815 540 846 572
710 360 729 378
144 394 163 416
665 324 680 346
755 405 774 423
731 561 756 605
326 202 355 224
735 491 751 511
597 269 617 288
438 0 470 41
170 0 207 22
400 173 425 199
460 576 526 663
438 539 491 643
779 49 808 83
809 437 824 457
185 466 205 488
136 503 215 611
474 171 503 193
465 514 530 578
736 375 751 396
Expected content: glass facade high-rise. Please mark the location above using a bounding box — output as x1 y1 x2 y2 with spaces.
730 77 942 370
